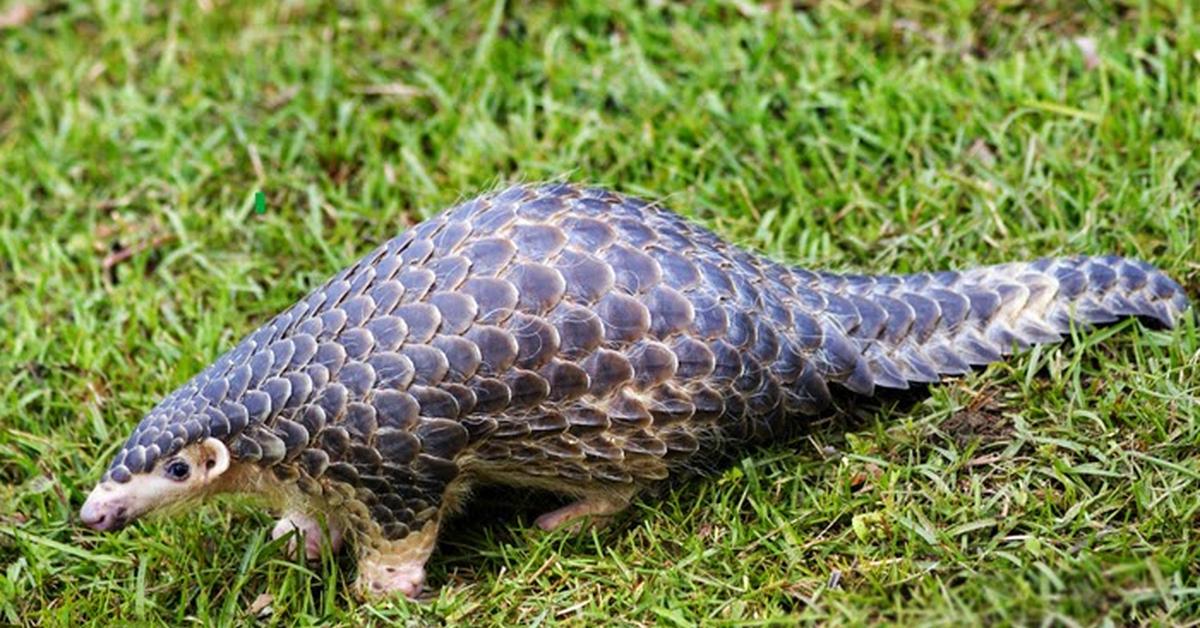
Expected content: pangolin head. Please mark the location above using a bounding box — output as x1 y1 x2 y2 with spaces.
81 323 291 531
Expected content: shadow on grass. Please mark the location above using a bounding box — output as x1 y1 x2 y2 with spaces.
428 384 954 587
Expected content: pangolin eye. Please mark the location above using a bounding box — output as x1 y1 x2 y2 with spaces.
164 460 191 481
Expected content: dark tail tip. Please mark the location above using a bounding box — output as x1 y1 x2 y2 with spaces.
1093 257 1191 330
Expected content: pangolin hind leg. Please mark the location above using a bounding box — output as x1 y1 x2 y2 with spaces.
271 511 344 561
535 493 632 532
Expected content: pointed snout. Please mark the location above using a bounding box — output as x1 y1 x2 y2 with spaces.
80 482 132 532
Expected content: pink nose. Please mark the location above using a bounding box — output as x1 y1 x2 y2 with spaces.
80 497 130 531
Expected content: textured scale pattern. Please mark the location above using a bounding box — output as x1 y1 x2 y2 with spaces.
106 183 1192 543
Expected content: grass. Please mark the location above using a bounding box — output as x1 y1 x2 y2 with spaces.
1 0 1199 624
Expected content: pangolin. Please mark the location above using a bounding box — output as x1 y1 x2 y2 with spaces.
80 183 1192 598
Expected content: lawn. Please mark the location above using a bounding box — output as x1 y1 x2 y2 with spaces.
2 0 1199 624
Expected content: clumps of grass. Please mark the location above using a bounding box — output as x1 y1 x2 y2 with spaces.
1 1 1197 624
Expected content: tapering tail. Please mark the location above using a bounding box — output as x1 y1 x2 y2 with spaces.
814 256 1192 394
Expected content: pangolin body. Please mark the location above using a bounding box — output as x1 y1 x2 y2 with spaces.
92 182 1191 594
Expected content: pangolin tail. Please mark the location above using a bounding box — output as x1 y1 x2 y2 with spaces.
814 256 1192 394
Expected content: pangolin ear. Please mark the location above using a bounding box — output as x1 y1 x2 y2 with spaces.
198 437 230 480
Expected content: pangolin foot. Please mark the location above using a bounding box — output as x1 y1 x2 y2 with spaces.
271 511 343 561
357 559 426 600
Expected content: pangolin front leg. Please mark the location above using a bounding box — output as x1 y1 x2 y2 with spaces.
347 443 467 600
355 517 441 600
272 511 344 561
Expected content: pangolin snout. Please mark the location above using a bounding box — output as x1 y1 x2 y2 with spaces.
80 488 131 531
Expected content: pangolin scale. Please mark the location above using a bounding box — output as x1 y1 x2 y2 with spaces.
85 182 1192 596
